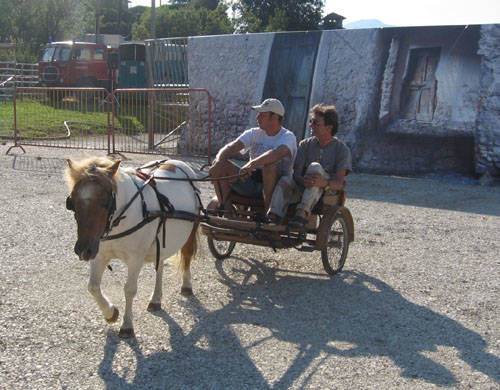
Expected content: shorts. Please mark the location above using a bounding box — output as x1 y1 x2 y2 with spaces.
230 168 263 199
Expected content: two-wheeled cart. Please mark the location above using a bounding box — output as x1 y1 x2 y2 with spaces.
201 190 354 275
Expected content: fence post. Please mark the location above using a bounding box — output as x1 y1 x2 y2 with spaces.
207 91 212 165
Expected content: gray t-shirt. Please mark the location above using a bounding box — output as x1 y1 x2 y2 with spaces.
295 136 352 176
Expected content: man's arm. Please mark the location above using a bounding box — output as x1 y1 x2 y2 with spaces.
302 168 347 190
209 140 244 176
324 169 347 191
293 162 306 187
240 145 291 175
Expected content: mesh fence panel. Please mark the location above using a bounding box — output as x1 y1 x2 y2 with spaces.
10 87 212 163
13 87 110 151
111 88 211 161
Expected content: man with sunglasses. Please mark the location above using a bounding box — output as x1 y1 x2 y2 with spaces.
267 103 352 228
209 98 297 213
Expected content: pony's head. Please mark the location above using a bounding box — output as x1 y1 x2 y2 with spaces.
65 157 121 260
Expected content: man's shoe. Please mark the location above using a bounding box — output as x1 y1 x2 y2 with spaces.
288 215 307 230
266 213 282 225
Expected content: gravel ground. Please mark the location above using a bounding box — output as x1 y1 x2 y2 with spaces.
0 144 499 389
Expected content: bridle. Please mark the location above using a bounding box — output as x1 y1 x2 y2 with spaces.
66 178 117 237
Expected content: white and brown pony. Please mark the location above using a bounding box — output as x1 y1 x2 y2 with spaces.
64 156 200 338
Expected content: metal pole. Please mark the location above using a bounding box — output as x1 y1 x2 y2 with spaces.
95 0 101 44
148 0 156 151
151 0 156 39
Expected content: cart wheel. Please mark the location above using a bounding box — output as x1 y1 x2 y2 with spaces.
321 214 349 275
206 197 236 259
208 238 236 260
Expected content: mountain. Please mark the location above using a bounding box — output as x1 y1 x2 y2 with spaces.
344 19 393 29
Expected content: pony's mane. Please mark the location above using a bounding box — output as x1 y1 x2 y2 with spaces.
121 167 137 177
65 156 120 190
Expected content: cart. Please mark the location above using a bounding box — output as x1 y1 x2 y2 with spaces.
201 189 354 275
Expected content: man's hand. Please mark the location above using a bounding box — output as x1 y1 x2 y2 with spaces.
239 160 256 180
208 159 224 177
209 140 245 178
303 173 328 189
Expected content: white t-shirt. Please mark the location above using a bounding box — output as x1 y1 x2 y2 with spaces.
236 127 297 175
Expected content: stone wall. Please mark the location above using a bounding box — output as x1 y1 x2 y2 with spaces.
476 24 500 179
383 26 482 137
188 33 274 152
309 28 385 156
185 25 498 179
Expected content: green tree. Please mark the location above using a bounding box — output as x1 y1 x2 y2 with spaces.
132 2 233 39
233 0 325 33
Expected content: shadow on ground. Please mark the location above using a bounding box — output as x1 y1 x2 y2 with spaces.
98 258 499 388
347 174 500 216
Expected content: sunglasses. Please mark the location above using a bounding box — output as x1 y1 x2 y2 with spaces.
309 118 321 126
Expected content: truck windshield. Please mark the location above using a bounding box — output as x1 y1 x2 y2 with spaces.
53 46 71 62
41 47 56 62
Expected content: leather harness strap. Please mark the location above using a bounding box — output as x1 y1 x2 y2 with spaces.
101 165 202 271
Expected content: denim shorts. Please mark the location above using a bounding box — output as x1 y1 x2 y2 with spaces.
230 169 263 198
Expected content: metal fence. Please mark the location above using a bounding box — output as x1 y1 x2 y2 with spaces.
145 38 188 88
1 63 39 135
7 87 212 163
8 87 110 153
0 62 38 92
110 88 211 159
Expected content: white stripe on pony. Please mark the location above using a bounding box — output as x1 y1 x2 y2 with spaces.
65 157 200 338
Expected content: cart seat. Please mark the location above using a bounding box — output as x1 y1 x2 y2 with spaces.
228 189 346 213
228 191 265 208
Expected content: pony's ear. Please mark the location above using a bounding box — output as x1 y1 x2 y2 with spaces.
108 160 121 177
66 159 74 170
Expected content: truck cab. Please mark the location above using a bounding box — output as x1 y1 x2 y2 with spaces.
39 41 117 90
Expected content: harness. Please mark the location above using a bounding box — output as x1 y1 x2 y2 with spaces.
67 161 246 270
67 162 204 271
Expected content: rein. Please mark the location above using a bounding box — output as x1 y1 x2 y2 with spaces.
100 163 246 241
67 161 246 269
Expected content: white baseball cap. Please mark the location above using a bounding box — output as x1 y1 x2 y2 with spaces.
251 98 285 117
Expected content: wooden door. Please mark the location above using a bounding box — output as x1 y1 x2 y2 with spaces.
401 47 440 122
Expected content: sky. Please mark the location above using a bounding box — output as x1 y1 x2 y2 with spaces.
128 0 500 27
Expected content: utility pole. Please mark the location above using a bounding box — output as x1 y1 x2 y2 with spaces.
95 0 101 44
151 0 156 39
148 0 157 150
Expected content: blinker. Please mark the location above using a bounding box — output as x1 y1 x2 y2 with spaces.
66 196 75 211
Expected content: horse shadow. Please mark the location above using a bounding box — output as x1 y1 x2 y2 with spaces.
98 257 499 388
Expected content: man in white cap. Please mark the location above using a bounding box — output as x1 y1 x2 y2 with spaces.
209 98 297 214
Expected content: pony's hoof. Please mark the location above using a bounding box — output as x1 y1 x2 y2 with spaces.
147 302 161 312
180 287 193 296
118 328 135 338
106 307 119 324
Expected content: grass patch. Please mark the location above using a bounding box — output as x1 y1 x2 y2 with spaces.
0 95 189 139
0 99 109 137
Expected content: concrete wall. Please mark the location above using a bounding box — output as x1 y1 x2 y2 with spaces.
186 24 499 180
383 26 482 137
476 24 500 179
188 33 274 151
309 28 385 151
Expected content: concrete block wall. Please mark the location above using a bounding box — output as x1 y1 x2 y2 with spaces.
188 33 274 152
476 24 500 178
310 28 385 157
186 25 499 179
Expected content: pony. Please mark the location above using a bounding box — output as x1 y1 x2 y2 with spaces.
64 156 200 338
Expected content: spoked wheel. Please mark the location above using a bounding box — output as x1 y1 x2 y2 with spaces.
321 214 349 275
208 236 236 260
206 197 236 260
